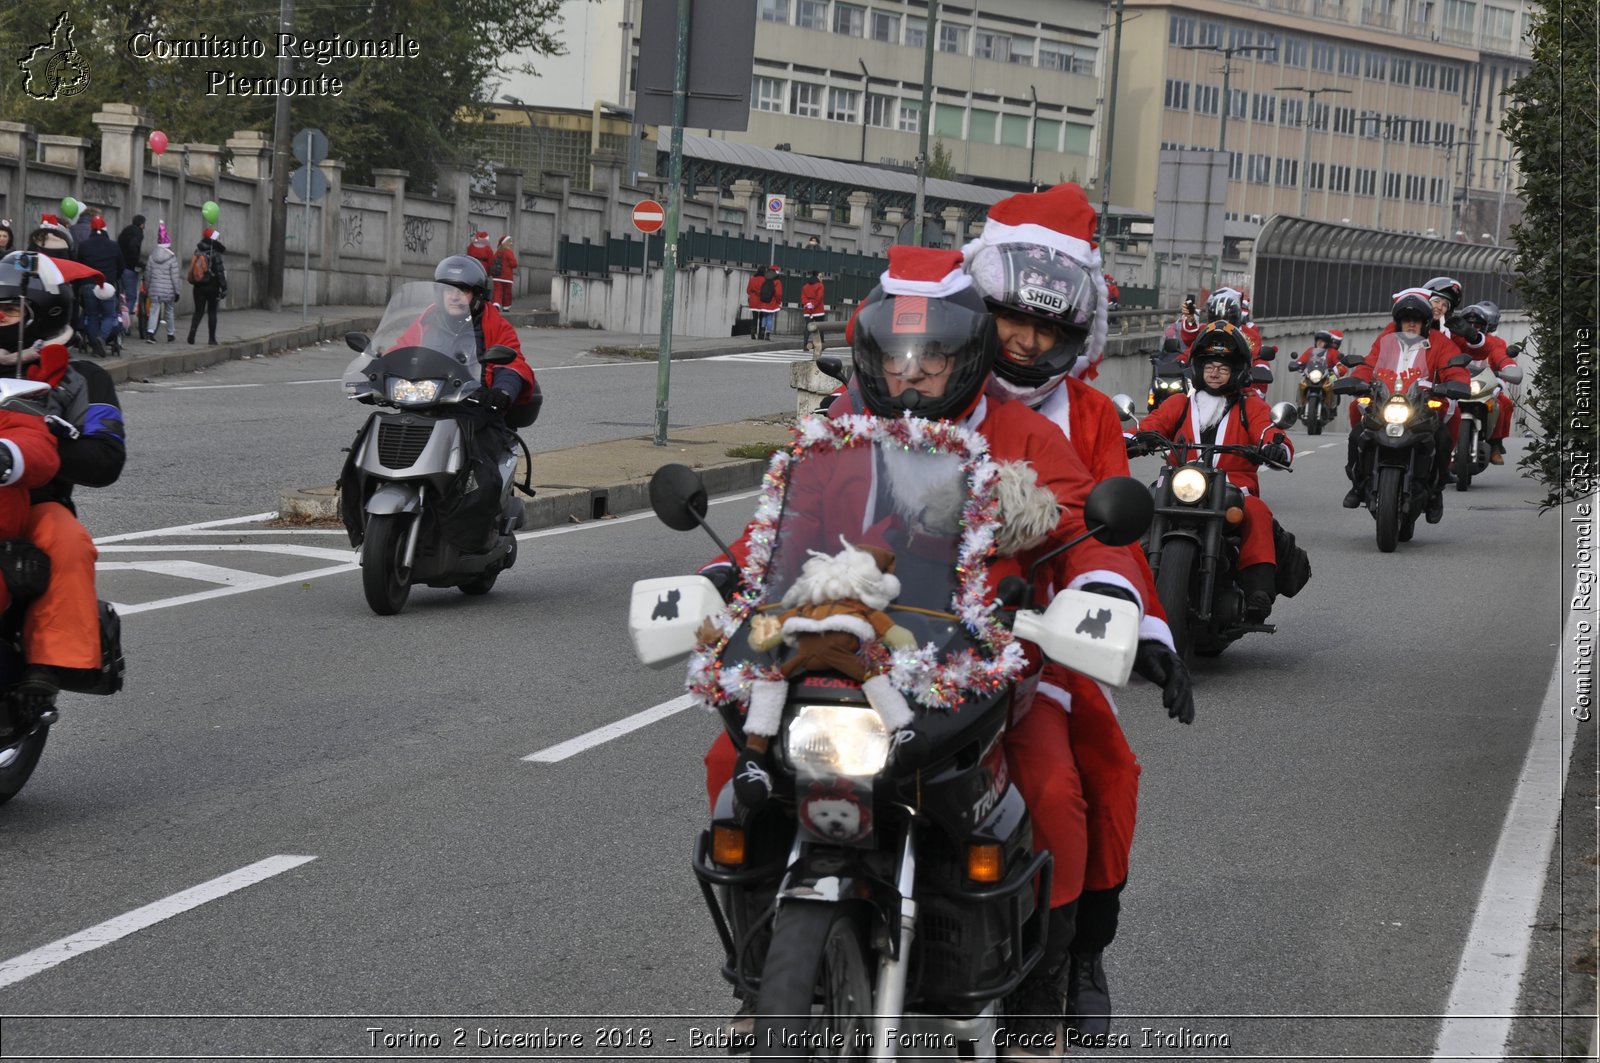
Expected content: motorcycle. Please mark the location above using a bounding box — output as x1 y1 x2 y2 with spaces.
0 378 127 805
1296 350 1339 435
338 282 540 616
628 421 1152 1058
1452 359 1524 491
1114 389 1297 662
1146 336 1189 412
1331 340 1471 552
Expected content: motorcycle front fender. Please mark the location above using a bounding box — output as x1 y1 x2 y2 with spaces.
366 482 423 516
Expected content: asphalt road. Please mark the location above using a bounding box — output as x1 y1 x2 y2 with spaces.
0 348 1582 1060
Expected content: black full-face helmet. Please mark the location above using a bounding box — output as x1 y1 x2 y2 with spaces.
433 255 490 315
0 251 76 356
1462 301 1501 333
851 284 997 421
1205 287 1244 326
1392 292 1434 329
1189 321 1252 396
1423 276 1464 311
967 240 1099 390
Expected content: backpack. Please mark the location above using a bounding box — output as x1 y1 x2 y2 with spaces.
758 276 777 303
188 249 215 285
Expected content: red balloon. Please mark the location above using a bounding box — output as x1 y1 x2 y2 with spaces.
149 130 168 156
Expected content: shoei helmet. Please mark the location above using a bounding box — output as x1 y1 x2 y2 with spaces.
1463 300 1501 333
1423 276 1464 311
1204 287 1244 326
27 215 74 258
1189 321 1252 396
967 239 1099 390
1392 291 1434 329
0 251 77 357
851 247 997 421
433 255 491 313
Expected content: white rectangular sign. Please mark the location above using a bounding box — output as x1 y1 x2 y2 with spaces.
764 194 786 232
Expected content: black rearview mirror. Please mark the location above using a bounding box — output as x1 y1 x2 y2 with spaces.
345 331 370 353
815 355 849 385
482 344 518 365
649 463 710 533
1083 477 1154 547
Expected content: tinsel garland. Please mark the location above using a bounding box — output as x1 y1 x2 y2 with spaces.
686 413 1026 712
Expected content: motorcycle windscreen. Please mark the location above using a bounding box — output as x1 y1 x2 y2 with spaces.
342 281 485 391
1370 332 1431 400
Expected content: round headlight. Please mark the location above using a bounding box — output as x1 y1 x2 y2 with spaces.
786 704 891 778
1308 369 1324 383
1470 379 1485 396
1382 399 1410 425
1172 467 1209 504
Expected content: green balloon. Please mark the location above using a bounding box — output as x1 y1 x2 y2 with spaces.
60 197 80 220
201 201 220 225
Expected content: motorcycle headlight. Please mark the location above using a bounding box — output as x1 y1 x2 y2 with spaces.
1470 379 1486 396
388 378 443 405
1382 399 1410 425
1307 369 1324 383
786 704 892 778
1171 467 1209 504
1159 379 1183 390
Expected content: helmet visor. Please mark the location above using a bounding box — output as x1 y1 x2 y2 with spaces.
851 291 995 418
967 243 1096 383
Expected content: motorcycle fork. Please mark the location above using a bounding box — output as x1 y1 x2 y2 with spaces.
871 828 918 1053
1194 479 1228 622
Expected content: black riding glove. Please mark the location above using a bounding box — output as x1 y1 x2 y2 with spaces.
1260 442 1292 466
703 563 742 603
483 387 512 413
1132 639 1196 724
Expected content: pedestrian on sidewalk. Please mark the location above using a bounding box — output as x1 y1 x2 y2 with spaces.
466 231 494 276
143 222 181 343
747 265 782 340
0 220 13 254
492 235 517 309
78 216 126 355
117 214 145 306
186 228 227 345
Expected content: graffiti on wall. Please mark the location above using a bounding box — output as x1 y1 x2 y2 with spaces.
403 217 435 255
469 196 509 217
343 211 363 249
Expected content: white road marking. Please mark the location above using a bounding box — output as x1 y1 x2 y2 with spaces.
112 562 358 615
1431 515 1592 1058
95 513 278 545
0 856 316 990
158 378 342 391
96 560 285 588
524 694 699 763
99 543 356 563
706 349 809 364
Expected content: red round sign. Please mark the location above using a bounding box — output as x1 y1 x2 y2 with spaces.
632 199 666 234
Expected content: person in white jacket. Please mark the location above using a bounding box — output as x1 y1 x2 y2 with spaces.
142 222 181 342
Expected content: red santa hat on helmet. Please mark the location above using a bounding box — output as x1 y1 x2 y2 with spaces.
963 183 1108 380
878 246 971 297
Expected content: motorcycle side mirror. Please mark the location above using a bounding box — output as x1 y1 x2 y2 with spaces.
996 575 1029 609
1258 345 1278 362
815 355 849 384
345 331 370 353
1332 377 1369 396
1160 336 1184 356
1083 477 1154 547
0 378 50 410
1434 380 1471 400
482 344 519 365
1340 352 1365 368
649 463 710 532
1447 353 1474 368
1269 401 1299 429
1250 365 1274 385
1111 394 1138 422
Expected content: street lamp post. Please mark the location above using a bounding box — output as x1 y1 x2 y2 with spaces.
1182 42 1276 288
1275 85 1349 218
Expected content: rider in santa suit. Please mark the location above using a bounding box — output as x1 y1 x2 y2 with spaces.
962 183 1195 1041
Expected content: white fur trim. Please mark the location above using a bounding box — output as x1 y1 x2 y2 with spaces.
1139 614 1177 653
880 269 972 298
92 282 116 301
863 673 913 730
1067 570 1143 615
0 439 23 486
745 679 788 736
992 461 1062 556
1037 680 1073 714
781 613 879 644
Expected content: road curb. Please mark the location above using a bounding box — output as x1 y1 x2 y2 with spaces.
103 314 383 385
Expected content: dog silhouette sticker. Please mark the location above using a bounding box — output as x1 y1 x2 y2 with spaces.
652 589 681 621
1076 608 1111 640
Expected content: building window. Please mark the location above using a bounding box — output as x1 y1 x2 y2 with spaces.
969 109 998 143
1338 46 1362 76
1276 157 1300 186
934 102 965 138
1391 57 1412 84
1064 122 1093 154
795 0 827 30
1256 31 1279 61
1308 100 1329 130
1308 161 1325 189
1440 64 1462 93
1034 118 1062 150
1229 88 1248 119
1410 0 1436 27
751 75 786 112
869 10 899 42
1251 92 1276 122
1409 117 1430 143
1164 79 1191 110
1280 97 1303 127
1195 84 1221 115
1199 21 1223 46
1383 172 1401 196
1283 36 1307 66
974 31 1009 61
897 99 920 132
1365 51 1387 79
1001 113 1029 147
1354 168 1375 195
865 93 894 127
1311 41 1335 71
833 3 866 36
1434 120 1455 144
1169 15 1196 46
1417 61 1437 88
827 87 860 122
791 81 823 118
1039 43 1094 75
1430 177 1445 203
938 23 968 54
1332 106 1356 134
1229 151 1243 180
1009 37 1035 65
759 0 789 22
1442 0 1476 30
1329 164 1351 192
905 17 926 48
1248 154 1271 183
1228 26 1253 50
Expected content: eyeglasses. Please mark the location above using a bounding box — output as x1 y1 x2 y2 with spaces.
0 301 22 324
882 349 950 375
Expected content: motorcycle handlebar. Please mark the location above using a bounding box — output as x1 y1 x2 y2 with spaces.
1134 435 1293 472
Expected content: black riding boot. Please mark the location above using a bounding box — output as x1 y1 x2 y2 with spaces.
1239 563 1276 622
1065 884 1123 1042
1002 902 1076 1060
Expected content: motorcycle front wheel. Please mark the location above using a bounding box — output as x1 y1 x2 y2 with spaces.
1454 422 1477 491
0 720 49 805
1306 394 1322 435
362 513 415 615
1153 537 1198 663
754 902 874 1060
1375 466 1403 553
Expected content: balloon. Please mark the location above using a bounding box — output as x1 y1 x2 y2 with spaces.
149 130 168 156
201 201 220 225
59 197 80 221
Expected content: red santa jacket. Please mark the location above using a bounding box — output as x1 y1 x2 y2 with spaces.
0 412 61 539
747 273 783 312
1135 391 1292 497
800 281 825 317
1468 333 1517 374
1351 330 1471 394
395 303 537 406
492 245 518 282
1370 320 1485 362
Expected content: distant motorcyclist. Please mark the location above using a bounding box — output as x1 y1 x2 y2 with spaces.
1458 301 1517 465
396 256 537 423
1131 321 1295 622
1293 329 1344 370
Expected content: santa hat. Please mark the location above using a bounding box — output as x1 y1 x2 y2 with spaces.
497 235 512 248
1393 286 1433 301
204 227 221 242
963 183 1108 380
90 215 107 232
879 246 971 298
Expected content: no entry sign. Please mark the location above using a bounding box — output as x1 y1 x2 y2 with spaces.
632 200 666 234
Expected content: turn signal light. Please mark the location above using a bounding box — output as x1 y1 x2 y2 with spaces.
967 843 1004 884
712 825 747 867
1357 397 1372 407
1427 399 1445 410
1225 506 1245 525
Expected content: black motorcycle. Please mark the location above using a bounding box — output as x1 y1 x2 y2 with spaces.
1296 350 1339 435
1115 392 1298 661
1332 341 1471 552
630 432 1151 1055
338 283 540 615
1145 336 1190 412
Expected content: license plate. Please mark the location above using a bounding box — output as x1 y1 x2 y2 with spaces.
1385 424 1404 437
